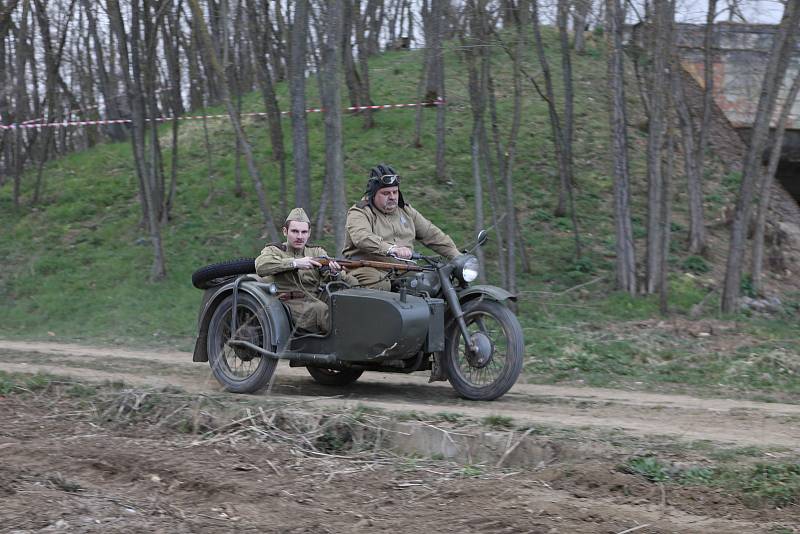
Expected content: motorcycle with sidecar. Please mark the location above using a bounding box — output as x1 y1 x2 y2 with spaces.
190 231 524 401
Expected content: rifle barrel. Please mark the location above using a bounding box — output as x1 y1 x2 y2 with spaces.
316 257 423 272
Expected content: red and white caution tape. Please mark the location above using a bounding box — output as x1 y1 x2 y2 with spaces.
0 98 445 131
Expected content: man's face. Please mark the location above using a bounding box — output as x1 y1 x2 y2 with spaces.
374 186 400 214
283 220 311 250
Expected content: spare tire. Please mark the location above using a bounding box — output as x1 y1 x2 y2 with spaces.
191 258 257 289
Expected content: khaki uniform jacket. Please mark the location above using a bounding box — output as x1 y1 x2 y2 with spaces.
255 242 358 333
342 201 460 261
255 243 354 294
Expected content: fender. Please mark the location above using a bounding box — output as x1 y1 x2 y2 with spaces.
192 276 292 362
457 284 517 305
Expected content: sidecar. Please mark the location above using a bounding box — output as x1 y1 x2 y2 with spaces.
192 271 445 394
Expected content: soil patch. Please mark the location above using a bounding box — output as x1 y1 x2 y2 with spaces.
1 380 798 533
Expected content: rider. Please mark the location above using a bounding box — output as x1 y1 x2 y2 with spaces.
255 208 357 334
342 164 461 290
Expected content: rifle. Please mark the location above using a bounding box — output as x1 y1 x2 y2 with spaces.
315 256 424 272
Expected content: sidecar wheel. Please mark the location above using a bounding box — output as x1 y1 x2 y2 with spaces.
192 258 256 289
444 300 524 401
206 293 277 393
306 366 364 386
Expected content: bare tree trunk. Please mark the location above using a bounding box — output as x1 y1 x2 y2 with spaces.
530 1 568 218
557 0 581 260
644 0 673 294
672 68 706 254
406 0 413 44
413 0 431 148
0 12 9 187
462 5 485 281
270 1 288 82
354 0 375 128
502 8 525 297
605 0 636 294
108 0 167 280
12 0 31 209
465 0 507 287
289 0 312 214
188 0 280 241
200 102 216 205
161 2 182 223
142 0 168 229
183 9 205 111
429 0 447 182
342 0 362 108
659 130 675 315
82 0 126 141
318 0 347 250
366 0 383 56
721 2 800 312
573 0 591 53
246 0 287 218
470 130 487 283
0 0 22 41
751 69 800 295
696 0 716 197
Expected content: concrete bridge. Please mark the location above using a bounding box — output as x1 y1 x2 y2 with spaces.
674 22 800 162
676 22 800 131
671 22 800 201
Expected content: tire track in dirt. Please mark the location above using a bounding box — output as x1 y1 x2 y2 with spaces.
1 340 798 450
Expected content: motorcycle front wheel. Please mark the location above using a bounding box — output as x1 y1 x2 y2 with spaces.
306 366 364 386
443 299 524 401
206 293 277 393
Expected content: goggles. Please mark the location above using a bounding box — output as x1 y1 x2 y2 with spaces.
377 174 400 186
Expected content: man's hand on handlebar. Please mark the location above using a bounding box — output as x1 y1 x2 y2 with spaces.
388 245 413 260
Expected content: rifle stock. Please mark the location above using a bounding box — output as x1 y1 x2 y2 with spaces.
315 257 424 272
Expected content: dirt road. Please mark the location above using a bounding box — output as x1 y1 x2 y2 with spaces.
1 340 799 449
1 340 798 533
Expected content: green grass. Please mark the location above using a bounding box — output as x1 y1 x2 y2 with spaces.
1 31 798 399
482 414 515 429
623 454 800 508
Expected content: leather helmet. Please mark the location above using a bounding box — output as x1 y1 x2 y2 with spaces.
365 164 405 208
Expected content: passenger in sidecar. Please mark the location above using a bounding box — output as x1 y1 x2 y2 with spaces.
254 208 357 334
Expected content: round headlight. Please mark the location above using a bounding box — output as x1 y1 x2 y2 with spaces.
452 254 480 283
462 256 480 282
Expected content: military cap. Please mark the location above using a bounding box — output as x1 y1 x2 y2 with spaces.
285 207 310 225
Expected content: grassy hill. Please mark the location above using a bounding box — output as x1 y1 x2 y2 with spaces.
1 32 798 401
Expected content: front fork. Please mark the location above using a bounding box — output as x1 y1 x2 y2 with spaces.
438 266 477 353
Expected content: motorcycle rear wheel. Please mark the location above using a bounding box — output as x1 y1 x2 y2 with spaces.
306 366 364 386
206 293 277 393
444 299 523 401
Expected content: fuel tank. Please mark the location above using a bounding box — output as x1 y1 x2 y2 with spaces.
324 288 436 361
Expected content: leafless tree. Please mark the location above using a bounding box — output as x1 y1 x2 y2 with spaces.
107 0 167 279
289 0 312 213
317 0 347 250
750 69 800 295
246 0 288 218
605 0 636 294
644 0 674 295
462 0 507 288
572 0 591 53
188 0 280 241
529 0 581 259
428 0 447 182
672 67 706 255
721 2 800 312
530 0 568 218
354 0 375 128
